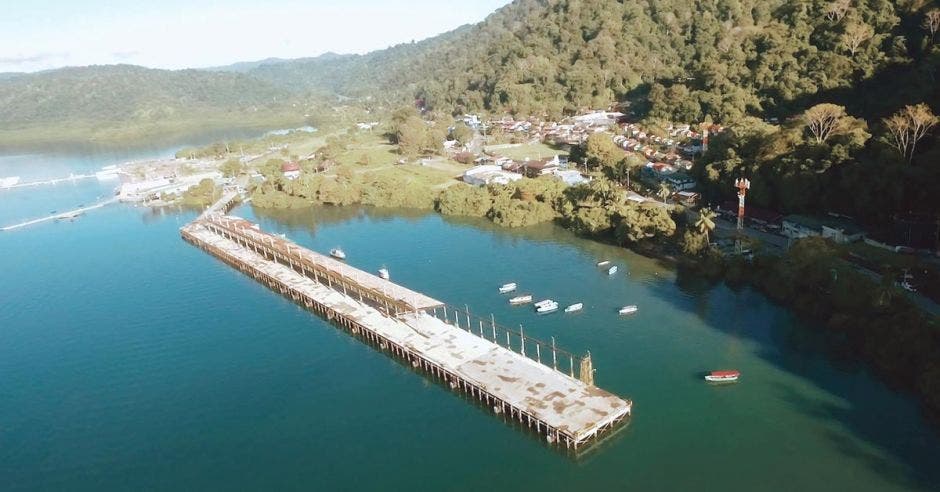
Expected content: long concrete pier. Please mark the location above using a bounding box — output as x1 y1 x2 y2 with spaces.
1 197 119 232
181 205 632 451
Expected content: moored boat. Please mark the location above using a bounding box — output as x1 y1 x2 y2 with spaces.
378 267 390 280
597 260 611 267
608 266 618 275
536 301 559 314
705 370 740 383
330 248 347 260
534 299 555 308
498 282 518 293
564 302 583 313
619 305 638 315
509 294 533 305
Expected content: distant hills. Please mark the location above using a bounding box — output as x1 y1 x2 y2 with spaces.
3 0 940 147
0 64 313 146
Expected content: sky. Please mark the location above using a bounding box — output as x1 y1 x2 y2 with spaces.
0 0 511 73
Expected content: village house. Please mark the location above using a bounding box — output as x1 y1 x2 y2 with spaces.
672 190 701 206
462 165 523 186
282 162 301 180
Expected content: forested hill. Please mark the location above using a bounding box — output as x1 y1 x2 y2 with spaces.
244 0 940 122
0 65 311 146
238 0 940 229
0 65 295 125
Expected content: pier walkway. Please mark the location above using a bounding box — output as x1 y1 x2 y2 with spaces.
181 204 631 451
1 197 119 232
1 174 95 190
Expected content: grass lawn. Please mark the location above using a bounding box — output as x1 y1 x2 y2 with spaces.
490 142 569 161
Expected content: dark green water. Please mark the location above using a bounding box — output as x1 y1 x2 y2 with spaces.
2 151 940 491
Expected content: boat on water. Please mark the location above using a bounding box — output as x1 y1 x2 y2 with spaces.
534 299 555 308
536 301 559 314
509 294 533 305
705 370 740 383
564 302 583 313
378 267 390 280
619 305 638 315
330 248 347 260
498 282 518 293
597 260 611 267
608 266 618 275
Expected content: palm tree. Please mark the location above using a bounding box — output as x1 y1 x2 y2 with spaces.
657 182 671 203
695 207 717 244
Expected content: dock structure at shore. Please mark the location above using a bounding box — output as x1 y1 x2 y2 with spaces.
181 202 632 451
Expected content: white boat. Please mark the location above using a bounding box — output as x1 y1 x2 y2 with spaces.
378 267 390 280
330 248 347 260
705 370 740 383
596 260 611 267
509 295 533 305
608 266 618 275
564 303 583 313
536 301 559 314
619 305 638 315
534 299 555 308
498 282 518 293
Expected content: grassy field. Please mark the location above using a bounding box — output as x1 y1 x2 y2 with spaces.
488 142 569 161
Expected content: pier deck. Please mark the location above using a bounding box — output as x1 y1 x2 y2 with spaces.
182 212 631 450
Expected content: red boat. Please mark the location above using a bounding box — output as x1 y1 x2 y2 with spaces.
705 370 740 383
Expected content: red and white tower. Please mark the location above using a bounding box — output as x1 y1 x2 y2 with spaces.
735 178 750 231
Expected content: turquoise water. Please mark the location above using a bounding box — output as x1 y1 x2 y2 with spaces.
2 151 940 491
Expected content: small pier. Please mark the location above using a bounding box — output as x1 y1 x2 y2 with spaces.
0 173 95 190
1 197 119 232
181 202 631 451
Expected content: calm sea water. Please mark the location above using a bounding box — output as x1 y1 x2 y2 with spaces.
1 150 939 491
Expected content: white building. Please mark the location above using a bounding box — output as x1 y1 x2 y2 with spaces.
463 165 523 186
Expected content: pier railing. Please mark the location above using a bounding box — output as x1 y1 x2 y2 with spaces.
425 305 591 382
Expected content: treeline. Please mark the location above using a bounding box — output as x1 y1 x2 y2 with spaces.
696 101 939 233
245 0 939 120
253 161 679 249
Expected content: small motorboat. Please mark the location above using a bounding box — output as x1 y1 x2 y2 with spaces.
564 303 583 313
536 301 559 314
330 248 347 260
378 267 390 280
534 299 555 308
499 282 518 294
509 294 533 305
597 260 611 267
608 266 618 275
705 370 740 383
619 305 638 315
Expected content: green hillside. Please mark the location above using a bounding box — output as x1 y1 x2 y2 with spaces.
0 64 309 147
